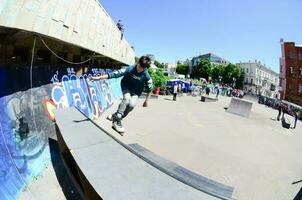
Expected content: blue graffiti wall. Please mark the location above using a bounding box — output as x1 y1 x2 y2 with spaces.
50 68 122 119
0 66 122 200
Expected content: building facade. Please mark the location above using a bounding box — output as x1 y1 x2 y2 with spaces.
191 53 230 66
237 61 279 98
279 41 302 106
163 63 177 76
189 53 230 75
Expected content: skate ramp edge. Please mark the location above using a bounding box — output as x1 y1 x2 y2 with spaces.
227 97 253 118
53 107 235 200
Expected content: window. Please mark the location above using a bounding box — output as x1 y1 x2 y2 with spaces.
290 67 293 74
251 79 253 85
300 68 302 76
246 68 249 73
299 84 302 93
287 52 293 59
298 53 302 60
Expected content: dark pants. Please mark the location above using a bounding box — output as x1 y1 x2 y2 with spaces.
277 109 282 121
294 116 298 128
173 93 177 101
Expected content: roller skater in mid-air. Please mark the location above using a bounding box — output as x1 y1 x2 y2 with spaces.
91 56 153 135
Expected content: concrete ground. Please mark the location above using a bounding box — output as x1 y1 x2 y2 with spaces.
19 138 83 200
96 94 302 200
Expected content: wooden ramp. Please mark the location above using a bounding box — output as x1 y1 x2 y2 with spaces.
53 107 234 200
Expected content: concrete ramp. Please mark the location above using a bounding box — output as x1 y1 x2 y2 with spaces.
201 96 218 102
226 98 253 118
53 107 233 200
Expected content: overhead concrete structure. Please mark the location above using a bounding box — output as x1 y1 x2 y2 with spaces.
0 0 135 65
0 1 135 199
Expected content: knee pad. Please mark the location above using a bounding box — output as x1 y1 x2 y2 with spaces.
128 101 136 109
122 98 131 105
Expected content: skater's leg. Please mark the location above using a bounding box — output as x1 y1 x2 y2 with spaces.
112 90 131 134
123 94 138 118
116 90 131 117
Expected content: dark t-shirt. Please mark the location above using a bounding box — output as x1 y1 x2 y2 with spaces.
108 65 153 96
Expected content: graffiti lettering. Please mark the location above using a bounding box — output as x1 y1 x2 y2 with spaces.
51 71 122 119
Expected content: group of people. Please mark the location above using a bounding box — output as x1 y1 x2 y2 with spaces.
276 102 301 129
172 83 184 101
258 95 301 129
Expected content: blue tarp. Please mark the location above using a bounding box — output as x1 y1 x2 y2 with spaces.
167 79 191 91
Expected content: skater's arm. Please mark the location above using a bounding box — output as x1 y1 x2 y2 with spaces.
91 74 108 81
143 92 150 107
108 67 130 79
91 67 130 81
143 77 153 107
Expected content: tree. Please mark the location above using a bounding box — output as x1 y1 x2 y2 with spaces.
236 70 245 89
221 63 233 84
135 56 139 63
176 64 189 75
211 64 224 81
148 68 167 89
154 60 164 69
193 59 212 80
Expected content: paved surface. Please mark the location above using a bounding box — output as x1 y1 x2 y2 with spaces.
19 163 65 200
53 107 220 200
19 137 83 200
96 94 302 200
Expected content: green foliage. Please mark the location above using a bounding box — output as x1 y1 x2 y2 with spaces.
176 64 189 75
192 59 212 79
191 59 244 88
135 56 139 63
154 60 164 68
236 70 245 89
148 68 167 88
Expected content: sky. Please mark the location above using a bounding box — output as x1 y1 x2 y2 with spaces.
99 0 302 73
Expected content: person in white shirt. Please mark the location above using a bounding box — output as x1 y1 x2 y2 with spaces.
173 83 178 101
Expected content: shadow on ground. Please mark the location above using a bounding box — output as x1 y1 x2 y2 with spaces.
49 138 84 200
294 188 302 200
163 98 175 101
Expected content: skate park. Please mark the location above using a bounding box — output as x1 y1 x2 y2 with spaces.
1 0 302 200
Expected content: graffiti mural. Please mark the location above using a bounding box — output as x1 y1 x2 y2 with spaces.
50 68 122 119
0 85 54 200
0 65 122 200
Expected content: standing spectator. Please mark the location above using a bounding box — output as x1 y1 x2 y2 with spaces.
178 83 182 96
189 81 193 95
117 20 124 40
205 85 210 98
293 111 299 129
173 83 178 101
276 102 282 121
215 85 219 99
